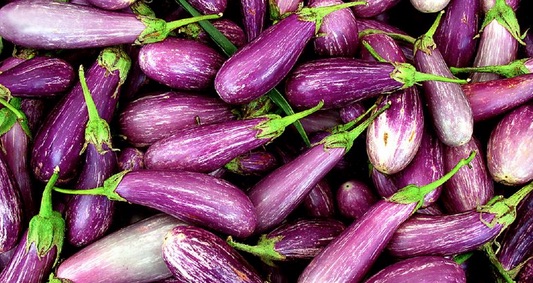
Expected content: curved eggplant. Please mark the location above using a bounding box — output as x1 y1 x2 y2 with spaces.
0 152 23 253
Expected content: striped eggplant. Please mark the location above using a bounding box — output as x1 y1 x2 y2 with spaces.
179 19 247 48
240 0 266 42
0 151 22 253
86 0 136 10
228 218 345 265
118 91 235 147
188 0 227 14
214 2 365 105
117 147 145 171
518 258 533 283
487 103 533 185
31 47 130 184
297 151 474 283
224 150 278 176
336 179 378 220
0 56 74 98
339 103 366 123
364 256 466 283
0 1 220 49
53 214 183 283
269 0 302 20
302 179 336 218
54 169 257 238
138 38 224 91
144 103 321 173
351 0 400 18
387 181 533 258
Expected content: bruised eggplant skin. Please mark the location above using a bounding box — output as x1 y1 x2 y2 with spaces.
0 152 23 253
162 225 263 283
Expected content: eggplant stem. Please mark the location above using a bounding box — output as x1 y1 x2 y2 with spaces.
53 185 126 202
358 29 416 44
413 11 444 55
165 13 222 31
425 10 444 39
226 235 285 266
298 1 367 34
479 0 526 45
38 167 60 218
413 70 470 85
361 40 387 63
482 244 516 283
331 102 378 134
450 59 530 78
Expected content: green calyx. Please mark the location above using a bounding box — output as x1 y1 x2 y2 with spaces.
479 0 526 45
130 1 156 17
26 167 65 265
0 95 32 138
97 47 132 97
414 10 444 55
12 47 37 60
178 22 203 40
227 235 285 266
390 62 469 89
450 58 531 78
136 13 222 45
255 101 323 140
388 151 476 210
269 0 303 22
298 1 367 34
53 170 129 202
240 96 275 119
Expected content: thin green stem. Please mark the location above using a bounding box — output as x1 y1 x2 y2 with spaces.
78 66 98 123
53 186 108 196
39 167 60 218
361 40 387 62
358 29 416 44
165 13 222 31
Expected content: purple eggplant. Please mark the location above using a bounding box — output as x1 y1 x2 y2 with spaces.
434 0 479 68
518 258 533 283
180 19 247 48
240 0 266 42
339 102 366 123
0 1 220 49
138 38 224 91
0 151 23 253
119 91 235 147
487 103 533 185
214 2 364 105
299 109 343 133
53 214 183 283
162 225 263 283
302 179 336 218
410 0 451 13
144 103 321 173
188 0 226 14
117 147 145 171
364 256 466 283
0 56 74 98
20 98 47 135
336 179 378 220
387 181 533 258
55 169 257 238
225 150 279 176
228 218 345 265
351 0 400 18
87 0 136 10
269 0 302 20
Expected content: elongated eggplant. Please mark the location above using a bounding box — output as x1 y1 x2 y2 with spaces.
138 38 224 91
336 179 377 220
0 56 74 97
364 256 466 283
87 0 136 10
302 179 336 218
0 151 22 253
117 147 145 171
144 103 321 173
0 1 220 49
180 19 247 48
188 0 227 14
162 225 263 283
119 91 235 147
410 0 450 13
240 0 266 42
54 214 183 283
225 150 278 176
487 103 533 185
351 0 400 18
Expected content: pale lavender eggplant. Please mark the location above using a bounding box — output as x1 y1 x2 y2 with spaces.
351 0 401 18
118 91 235 147
410 0 451 13
87 0 136 10
339 103 366 123
364 256 466 283
302 179 336 218
463 73 533 121
299 109 343 133
55 214 183 283
434 0 479 68
0 56 74 97
117 147 145 171
269 0 302 19
0 152 23 253
188 0 226 14
181 19 247 48
225 150 278 176
138 38 224 91
310 0 359 57
240 0 266 42
487 103 533 185
336 179 378 220
441 137 494 213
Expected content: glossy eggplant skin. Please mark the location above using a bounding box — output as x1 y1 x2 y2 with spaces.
351 0 400 18
115 170 257 238
336 179 377 220
188 0 227 14
86 0 136 10
138 38 224 91
162 225 263 283
118 91 235 147
0 56 74 97
285 58 401 109
215 13 315 104
387 211 502 258
0 152 23 253
56 214 182 283
240 0 266 42
302 179 336 218
117 147 145 171
487 103 533 185
364 256 466 283
183 19 247 48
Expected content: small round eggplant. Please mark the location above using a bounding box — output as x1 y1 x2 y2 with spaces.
336 179 378 220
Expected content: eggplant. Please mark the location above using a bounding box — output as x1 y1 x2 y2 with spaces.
336 179 378 220
387 181 533 258
144 103 321 173
351 0 400 18
0 1 221 49
214 2 364 105
302 179 336 218
0 151 23 253
224 150 278 176
339 103 366 123
188 0 227 14
269 0 302 20
162 225 263 283
410 0 450 13
240 0 266 42
53 214 183 283
138 38 225 91
180 19 247 48
487 103 533 185
118 91 235 147
55 169 257 238
364 256 466 283
299 109 343 133
0 56 74 98
228 218 345 265
117 147 145 171
86 0 136 10
518 258 533 283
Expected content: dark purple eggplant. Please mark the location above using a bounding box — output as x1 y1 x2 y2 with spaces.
364 256 466 283
20 98 46 134
144 103 321 173
162 225 263 283
55 169 257 238
302 179 336 218
87 0 136 10
119 91 235 147
224 150 278 176
413 12 474 147
138 38 224 91
228 218 345 265
214 2 364 105
240 0 266 42
53 214 183 283
0 1 221 49
351 0 400 18
117 147 145 171
299 109 343 133
179 19 247 48
336 179 378 220
487 103 533 185
31 47 130 184
434 0 479 68
0 151 23 253
339 102 366 123
518 258 533 283
441 137 494 213
387 181 533 258
0 56 74 98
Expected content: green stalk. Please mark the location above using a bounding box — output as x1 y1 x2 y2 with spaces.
453 252 474 265
414 10 444 55
479 0 526 45
330 102 378 134
450 58 531 78
483 244 516 283
297 1 367 34
358 29 416 45
53 170 129 202
227 235 285 266
391 62 469 89
361 40 387 63
0 96 32 138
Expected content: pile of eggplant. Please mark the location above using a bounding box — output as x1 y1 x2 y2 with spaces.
0 0 532 281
